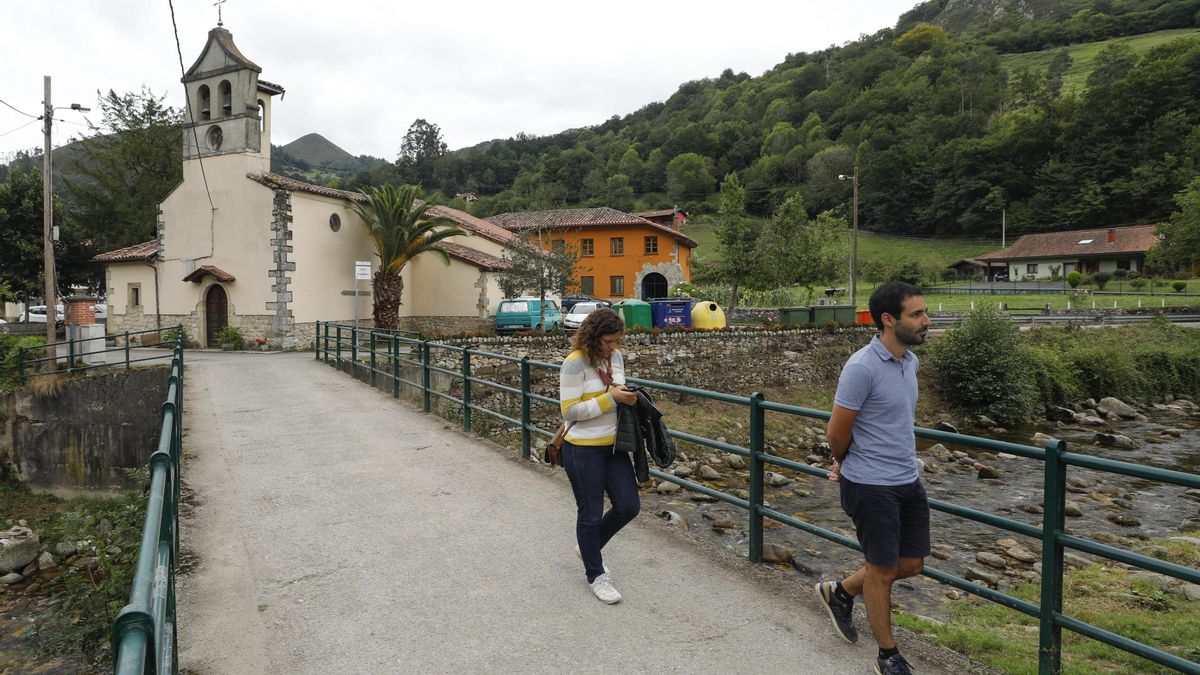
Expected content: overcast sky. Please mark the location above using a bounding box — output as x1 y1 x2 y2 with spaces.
1 0 920 161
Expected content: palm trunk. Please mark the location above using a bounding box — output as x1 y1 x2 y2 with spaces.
372 271 404 330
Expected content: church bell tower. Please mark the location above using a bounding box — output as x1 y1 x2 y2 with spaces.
181 27 284 171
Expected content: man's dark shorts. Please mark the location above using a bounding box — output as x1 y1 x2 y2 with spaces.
839 476 931 567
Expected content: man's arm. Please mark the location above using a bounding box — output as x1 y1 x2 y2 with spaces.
826 404 858 463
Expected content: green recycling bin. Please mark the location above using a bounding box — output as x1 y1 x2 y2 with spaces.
811 304 856 326
779 306 812 326
611 299 652 329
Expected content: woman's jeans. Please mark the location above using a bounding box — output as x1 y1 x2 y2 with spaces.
562 441 641 583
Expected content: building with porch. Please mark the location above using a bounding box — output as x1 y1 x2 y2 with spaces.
486 207 696 301
93 26 515 347
976 224 1160 280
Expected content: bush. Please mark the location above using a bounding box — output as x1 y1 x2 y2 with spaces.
1067 271 1082 288
0 335 46 390
1112 269 1128 280
216 325 245 349
162 325 192 347
1173 281 1187 293
1079 273 1092 287
929 305 1039 425
1092 271 1112 289
1130 279 1147 291
1026 344 1082 405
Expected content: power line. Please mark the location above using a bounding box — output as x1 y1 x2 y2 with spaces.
167 0 215 212
0 118 40 138
0 98 38 119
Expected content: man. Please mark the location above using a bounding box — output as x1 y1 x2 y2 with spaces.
815 281 931 675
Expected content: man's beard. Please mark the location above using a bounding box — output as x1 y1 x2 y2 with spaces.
896 324 927 346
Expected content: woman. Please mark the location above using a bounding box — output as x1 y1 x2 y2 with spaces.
559 307 640 604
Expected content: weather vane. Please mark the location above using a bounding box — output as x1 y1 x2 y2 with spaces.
214 0 228 26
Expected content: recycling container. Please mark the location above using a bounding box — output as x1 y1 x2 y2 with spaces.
650 299 693 329
690 301 727 330
611 299 652 329
779 306 813 326
812 304 856 326
856 309 874 326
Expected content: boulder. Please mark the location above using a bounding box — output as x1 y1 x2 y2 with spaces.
765 472 791 487
972 415 998 429
1106 513 1141 527
37 551 57 571
1031 432 1056 447
936 421 958 433
974 464 1001 480
724 455 746 470
1045 406 1076 422
762 543 793 564
1097 397 1138 419
1064 501 1083 517
1006 546 1039 564
1094 433 1138 449
0 572 23 585
673 465 694 478
656 510 685 528
698 465 722 480
0 527 40 574
976 552 1008 569
965 567 1001 587
656 481 681 494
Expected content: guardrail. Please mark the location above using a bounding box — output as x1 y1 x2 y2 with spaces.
16 326 184 383
316 321 1200 674
928 313 1200 328
110 335 184 674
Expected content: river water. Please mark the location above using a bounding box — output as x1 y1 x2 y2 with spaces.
644 406 1200 619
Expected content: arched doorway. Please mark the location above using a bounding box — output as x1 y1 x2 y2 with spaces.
641 273 668 300
205 285 229 347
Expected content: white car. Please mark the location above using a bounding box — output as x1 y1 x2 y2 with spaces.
27 305 64 323
563 301 608 329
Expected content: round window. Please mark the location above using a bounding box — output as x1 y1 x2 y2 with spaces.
329 213 341 232
206 125 223 151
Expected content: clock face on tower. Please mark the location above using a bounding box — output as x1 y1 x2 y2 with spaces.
206 125 223 151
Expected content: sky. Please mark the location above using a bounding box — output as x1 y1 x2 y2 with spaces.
1 0 921 162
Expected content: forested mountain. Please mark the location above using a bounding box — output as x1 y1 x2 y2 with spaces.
346 0 1200 239
270 133 385 186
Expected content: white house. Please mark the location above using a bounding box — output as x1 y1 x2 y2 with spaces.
977 224 1160 280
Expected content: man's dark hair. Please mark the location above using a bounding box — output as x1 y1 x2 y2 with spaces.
869 281 923 332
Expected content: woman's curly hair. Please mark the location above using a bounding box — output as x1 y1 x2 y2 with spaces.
570 307 625 368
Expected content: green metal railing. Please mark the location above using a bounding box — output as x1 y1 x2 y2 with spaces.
17 326 184 383
316 321 1200 674
110 335 185 674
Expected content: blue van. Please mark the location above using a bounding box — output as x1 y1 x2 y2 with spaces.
494 297 563 333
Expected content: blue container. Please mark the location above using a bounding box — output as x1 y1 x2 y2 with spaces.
649 299 693 329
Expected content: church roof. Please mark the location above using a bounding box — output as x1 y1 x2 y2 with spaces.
435 242 509 271
182 265 236 283
93 240 158 263
184 27 261 80
257 79 286 96
426 205 519 246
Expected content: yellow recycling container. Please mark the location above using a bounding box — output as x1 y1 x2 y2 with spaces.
690 300 727 329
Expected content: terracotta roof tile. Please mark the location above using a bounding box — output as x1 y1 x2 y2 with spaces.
93 240 157 263
487 207 697 247
977 225 1160 261
435 242 509 271
248 172 365 201
427 204 519 245
182 265 236 283
257 79 285 96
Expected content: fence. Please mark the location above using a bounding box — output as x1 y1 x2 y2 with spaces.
317 320 1199 673
104 335 184 673
16 326 184 383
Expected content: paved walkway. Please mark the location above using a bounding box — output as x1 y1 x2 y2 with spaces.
176 351 965 674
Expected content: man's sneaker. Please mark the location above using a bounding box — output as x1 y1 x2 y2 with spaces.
575 544 610 573
814 581 858 643
875 653 914 675
589 573 621 604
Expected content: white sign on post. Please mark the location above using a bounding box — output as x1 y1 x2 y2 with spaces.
355 261 372 280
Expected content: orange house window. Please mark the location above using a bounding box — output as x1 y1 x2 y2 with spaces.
610 237 624 256
581 276 595 295
644 236 658 255
580 238 594 257
610 276 624 296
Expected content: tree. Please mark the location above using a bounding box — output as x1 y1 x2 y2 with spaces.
755 195 848 301
1147 177 1200 275
1046 48 1072 97
496 232 578 328
351 185 465 329
398 119 448 186
0 169 48 309
665 153 715 201
713 173 759 309
64 88 183 269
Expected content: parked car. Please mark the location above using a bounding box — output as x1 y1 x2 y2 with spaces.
26 305 64 323
494 297 562 333
560 294 603 313
563 301 610 329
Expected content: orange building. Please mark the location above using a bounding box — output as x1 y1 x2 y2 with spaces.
487 207 697 301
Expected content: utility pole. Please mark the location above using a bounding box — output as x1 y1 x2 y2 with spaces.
839 170 860 308
1002 208 1007 248
42 76 56 349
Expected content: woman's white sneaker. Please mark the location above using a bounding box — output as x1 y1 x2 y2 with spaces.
589 573 621 604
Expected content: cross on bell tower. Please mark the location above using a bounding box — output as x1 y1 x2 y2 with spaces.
214 0 227 27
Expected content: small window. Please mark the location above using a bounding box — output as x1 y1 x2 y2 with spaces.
644 236 658 255
580 276 594 295
610 237 624 256
219 80 232 117
329 213 341 232
580 238 594 257
499 301 529 313
198 85 211 120
128 284 141 308
1117 259 1131 270
258 99 266 132
1077 239 1094 245
1026 263 1038 275
610 276 625 296
551 239 565 255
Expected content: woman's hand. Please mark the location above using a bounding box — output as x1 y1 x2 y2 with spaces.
611 386 638 406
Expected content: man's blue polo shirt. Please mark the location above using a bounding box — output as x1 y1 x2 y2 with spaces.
833 335 919 486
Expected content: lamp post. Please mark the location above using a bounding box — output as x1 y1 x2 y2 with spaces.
41 75 90 350
838 170 859 308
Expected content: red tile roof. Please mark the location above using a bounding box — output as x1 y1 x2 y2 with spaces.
257 79 285 96
427 205 519 245
93 240 157 263
487 207 697 247
977 225 1160 261
249 172 365 201
435 242 509 271
182 265 236 283
634 208 687 219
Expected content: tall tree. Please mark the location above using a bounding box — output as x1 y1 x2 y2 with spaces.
496 232 578 328
64 88 183 259
1147 177 1200 275
0 168 92 310
755 195 848 301
398 119 448 186
352 185 464 329
714 173 759 309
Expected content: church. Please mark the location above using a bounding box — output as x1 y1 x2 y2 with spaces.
95 26 515 348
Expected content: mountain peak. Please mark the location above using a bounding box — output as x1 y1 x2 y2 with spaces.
279 133 352 165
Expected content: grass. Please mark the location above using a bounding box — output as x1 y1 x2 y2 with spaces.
896 534 1200 674
999 28 1200 94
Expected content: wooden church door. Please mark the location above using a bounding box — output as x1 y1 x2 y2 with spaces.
205 284 228 347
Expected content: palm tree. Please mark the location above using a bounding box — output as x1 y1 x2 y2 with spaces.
352 184 464 329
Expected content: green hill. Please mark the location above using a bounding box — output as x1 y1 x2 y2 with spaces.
279 133 352 165
270 134 387 187
999 27 1200 92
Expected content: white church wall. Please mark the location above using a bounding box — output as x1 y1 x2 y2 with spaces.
289 192 376 324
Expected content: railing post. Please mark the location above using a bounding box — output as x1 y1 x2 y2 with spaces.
335 325 342 366
315 321 321 360
323 322 329 362
461 347 473 432
1038 438 1067 674
369 331 377 388
392 335 400 398
68 330 76 372
422 341 431 413
748 392 765 563
351 325 359 379
17 347 24 385
124 330 131 370
520 356 531 460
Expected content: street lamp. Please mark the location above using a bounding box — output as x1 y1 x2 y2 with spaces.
41 75 90 350
838 170 859 309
